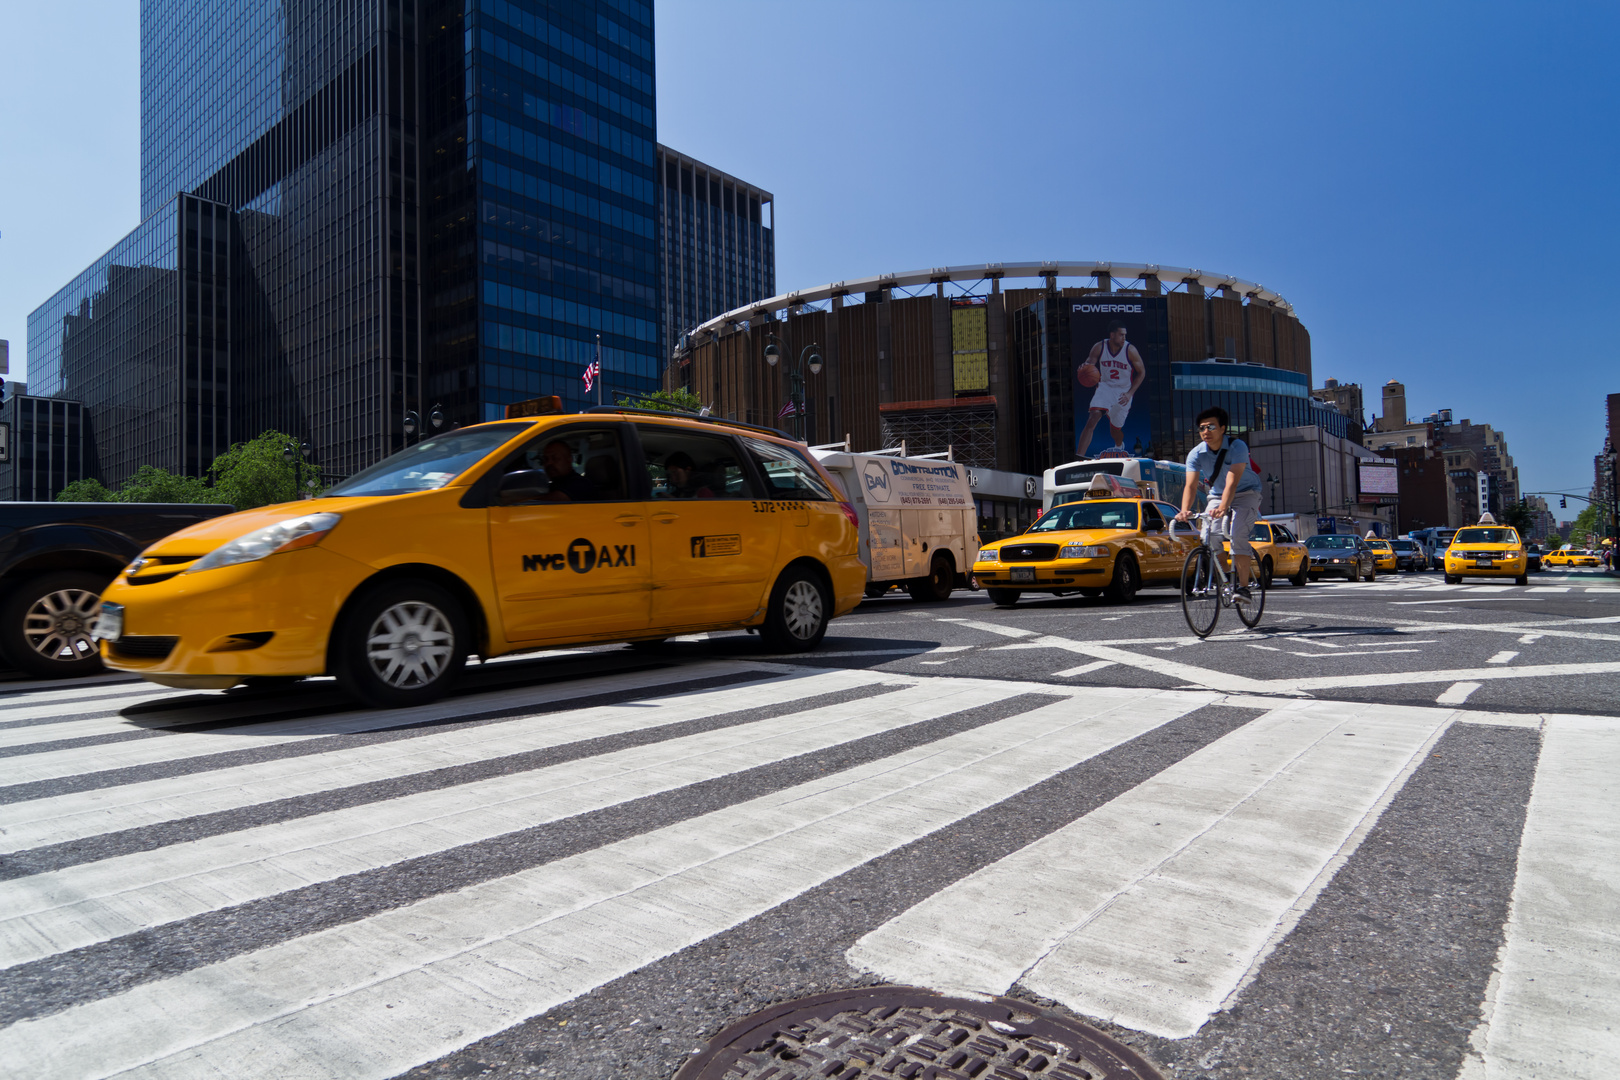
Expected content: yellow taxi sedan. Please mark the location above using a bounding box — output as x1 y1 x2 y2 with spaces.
1544 548 1601 568
972 476 1195 606
1444 525 1529 585
1225 520 1309 588
1366 539 1400 574
94 408 866 707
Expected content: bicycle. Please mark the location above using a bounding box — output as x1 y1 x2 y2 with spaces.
1180 510 1265 638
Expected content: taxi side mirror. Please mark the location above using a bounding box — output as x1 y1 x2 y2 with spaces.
496 469 550 505
1143 521 1164 533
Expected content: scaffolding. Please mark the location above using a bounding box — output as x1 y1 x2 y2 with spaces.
878 397 998 469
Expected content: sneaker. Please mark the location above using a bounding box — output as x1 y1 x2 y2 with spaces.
1232 586 1253 607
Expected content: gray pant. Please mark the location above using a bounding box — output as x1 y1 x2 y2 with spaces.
1208 488 1264 558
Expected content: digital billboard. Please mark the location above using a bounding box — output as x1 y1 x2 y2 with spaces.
1357 461 1399 503
1070 296 1168 461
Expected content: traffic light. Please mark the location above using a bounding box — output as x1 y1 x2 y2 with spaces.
0 376 6 403
1561 496 1567 508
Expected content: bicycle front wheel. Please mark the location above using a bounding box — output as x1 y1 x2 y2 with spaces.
1237 563 1267 628
1181 546 1221 638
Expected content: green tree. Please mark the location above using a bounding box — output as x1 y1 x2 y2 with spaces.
615 388 704 414
56 478 114 502
1499 499 1533 534
209 430 321 510
114 464 221 504
1569 504 1602 547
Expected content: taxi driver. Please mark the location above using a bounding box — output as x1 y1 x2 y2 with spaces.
540 440 596 501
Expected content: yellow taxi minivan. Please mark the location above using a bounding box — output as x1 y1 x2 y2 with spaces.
972 475 1197 605
1444 525 1529 585
94 407 867 706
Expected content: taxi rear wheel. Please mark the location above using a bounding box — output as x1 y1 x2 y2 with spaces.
761 566 829 653
1104 553 1139 603
337 580 467 708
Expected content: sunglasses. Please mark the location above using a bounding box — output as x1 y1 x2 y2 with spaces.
1197 423 1222 432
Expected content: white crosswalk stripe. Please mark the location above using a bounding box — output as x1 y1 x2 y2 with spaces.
0 664 1614 1080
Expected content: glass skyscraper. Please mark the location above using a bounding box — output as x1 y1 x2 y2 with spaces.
27 0 659 490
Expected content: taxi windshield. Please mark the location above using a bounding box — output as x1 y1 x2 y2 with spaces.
1454 528 1517 545
1306 535 1356 549
323 423 531 497
1030 502 1138 532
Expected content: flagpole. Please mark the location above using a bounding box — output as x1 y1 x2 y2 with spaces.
595 335 602 406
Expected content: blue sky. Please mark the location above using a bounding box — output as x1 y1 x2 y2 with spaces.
3 2 1614 502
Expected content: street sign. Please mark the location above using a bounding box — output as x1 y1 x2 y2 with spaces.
1317 516 1337 534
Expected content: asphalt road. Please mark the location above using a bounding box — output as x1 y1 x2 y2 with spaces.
0 565 1615 1080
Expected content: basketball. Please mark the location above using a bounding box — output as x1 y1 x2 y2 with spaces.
1077 364 1100 388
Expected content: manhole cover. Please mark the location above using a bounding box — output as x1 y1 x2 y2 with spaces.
674 986 1165 1080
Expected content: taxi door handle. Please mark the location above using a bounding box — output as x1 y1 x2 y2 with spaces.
651 512 680 525
615 514 645 527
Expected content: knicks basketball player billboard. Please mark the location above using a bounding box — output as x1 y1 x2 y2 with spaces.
1070 296 1169 460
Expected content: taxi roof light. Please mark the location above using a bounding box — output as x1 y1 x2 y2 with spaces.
1084 474 1141 499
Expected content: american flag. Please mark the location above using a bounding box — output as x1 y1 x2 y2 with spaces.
582 357 600 393
778 400 798 418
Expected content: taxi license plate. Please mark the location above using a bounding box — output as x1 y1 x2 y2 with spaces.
93 602 123 642
1474 559 1492 568
1011 568 1036 583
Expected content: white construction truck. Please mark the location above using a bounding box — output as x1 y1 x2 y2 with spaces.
810 444 979 602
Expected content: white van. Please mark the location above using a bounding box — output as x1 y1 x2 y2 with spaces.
810 446 978 601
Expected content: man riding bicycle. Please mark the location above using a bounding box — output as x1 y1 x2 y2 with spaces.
1176 406 1264 606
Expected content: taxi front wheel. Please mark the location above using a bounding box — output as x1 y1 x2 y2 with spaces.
760 566 830 653
336 580 468 708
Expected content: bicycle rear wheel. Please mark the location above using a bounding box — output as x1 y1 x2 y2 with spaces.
1237 564 1267 628
1181 546 1221 638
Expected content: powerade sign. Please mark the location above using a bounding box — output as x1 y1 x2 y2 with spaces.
1070 295 1169 461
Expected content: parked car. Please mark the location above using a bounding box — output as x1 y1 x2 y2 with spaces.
0 501 234 679
1305 534 1378 581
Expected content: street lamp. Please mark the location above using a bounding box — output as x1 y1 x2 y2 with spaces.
1266 473 1280 515
763 334 822 442
282 441 316 498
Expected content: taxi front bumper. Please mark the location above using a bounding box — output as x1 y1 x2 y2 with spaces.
973 557 1110 589
1446 555 1526 578
98 547 367 687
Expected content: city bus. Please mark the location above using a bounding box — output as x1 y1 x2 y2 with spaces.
1042 457 1208 512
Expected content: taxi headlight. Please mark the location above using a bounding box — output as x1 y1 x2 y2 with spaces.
186 513 342 574
976 548 999 563
1060 543 1107 559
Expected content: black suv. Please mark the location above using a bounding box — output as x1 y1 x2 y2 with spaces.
0 502 233 679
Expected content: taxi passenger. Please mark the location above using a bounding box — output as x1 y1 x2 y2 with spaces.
663 451 715 499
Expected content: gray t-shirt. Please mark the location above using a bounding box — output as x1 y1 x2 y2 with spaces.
1186 436 1263 497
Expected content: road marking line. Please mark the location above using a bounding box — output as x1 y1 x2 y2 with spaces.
1517 634 1544 644
1053 661 1115 678
0 664 835 854
0 679 1013 968
1392 597 1535 604
0 690 1210 1080
0 663 786 790
952 619 1038 639
1437 682 1482 705
848 700 1451 1039
1487 651 1520 664
1460 716 1620 1078
1528 587 1571 594
1275 661 1620 693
